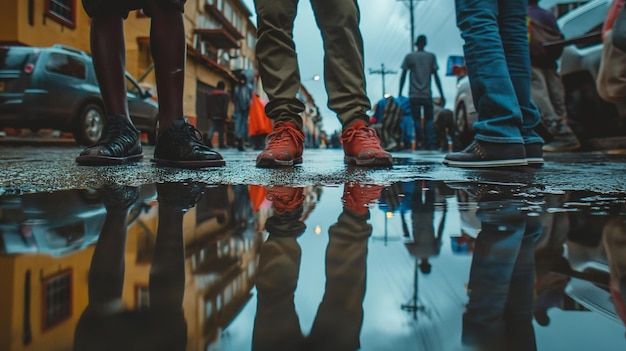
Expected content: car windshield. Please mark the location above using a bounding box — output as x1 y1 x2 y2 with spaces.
0 47 36 70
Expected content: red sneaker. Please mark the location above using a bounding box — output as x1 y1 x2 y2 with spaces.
341 121 393 167
342 183 384 215
256 121 305 168
266 186 305 214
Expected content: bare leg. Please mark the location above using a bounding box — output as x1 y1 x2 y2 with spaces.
145 0 185 132
90 15 129 119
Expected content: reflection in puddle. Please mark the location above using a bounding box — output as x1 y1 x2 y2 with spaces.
0 181 625 350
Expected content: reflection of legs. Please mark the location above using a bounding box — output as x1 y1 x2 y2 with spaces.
462 195 539 351
462 199 530 350
87 186 138 303
150 191 186 309
308 209 371 350
504 215 539 351
253 191 306 351
74 186 138 349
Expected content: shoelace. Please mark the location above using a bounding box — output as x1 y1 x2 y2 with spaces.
266 123 305 147
341 125 380 148
170 122 212 150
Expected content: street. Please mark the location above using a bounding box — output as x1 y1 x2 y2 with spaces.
1 138 625 193
0 139 626 351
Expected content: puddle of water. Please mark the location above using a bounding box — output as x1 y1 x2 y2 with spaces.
0 181 625 351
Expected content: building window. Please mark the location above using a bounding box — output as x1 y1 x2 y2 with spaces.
41 270 72 331
136 286 150 310
46 0 76 29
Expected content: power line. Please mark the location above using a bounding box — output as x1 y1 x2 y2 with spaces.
369 63 397 98
397 0 427 51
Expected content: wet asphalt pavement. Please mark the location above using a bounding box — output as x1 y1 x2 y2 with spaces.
1 141 625 194
1 140 626 351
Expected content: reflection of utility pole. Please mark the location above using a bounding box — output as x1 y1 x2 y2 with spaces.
398 0 427 51
368 63 397 98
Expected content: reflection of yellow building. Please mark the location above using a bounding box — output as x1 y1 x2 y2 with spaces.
0 184 262 350
0 0 257 126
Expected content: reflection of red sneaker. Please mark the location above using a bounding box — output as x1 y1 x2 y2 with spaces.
342 183 383 215
256 122 305 168
266 186 305 214
341 121 393 167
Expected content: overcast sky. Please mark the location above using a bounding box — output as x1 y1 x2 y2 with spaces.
241 0 560 133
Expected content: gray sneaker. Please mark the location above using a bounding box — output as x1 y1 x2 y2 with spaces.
443 140 527 168
542 135 581 152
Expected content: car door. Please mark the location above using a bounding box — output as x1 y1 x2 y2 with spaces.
40 51 88 124
126 75 158 132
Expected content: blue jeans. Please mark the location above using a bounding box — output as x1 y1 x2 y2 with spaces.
233 110 249 139
455 0 542 144
409 97 437 149
462 195 540 350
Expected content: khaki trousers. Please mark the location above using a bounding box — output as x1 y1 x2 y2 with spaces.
254 0 371 129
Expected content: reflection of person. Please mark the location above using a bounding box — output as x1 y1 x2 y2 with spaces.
405 180 442 274
399 35 446 150
76 1 225 168
533 193 571 326
444 0 544 168
206 81 230 149
527 0 581 152
253 184 380 350
253 1 392 168
461 185 540 351
233 74 253 151
74 182 203 350
602 217 626 326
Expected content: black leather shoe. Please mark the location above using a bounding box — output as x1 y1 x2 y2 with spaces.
76 115 143 165
443 140 527 168
524 143 544 168
157 181 206 212
152 118 225 168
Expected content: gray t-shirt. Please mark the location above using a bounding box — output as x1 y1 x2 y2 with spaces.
401 50 438 99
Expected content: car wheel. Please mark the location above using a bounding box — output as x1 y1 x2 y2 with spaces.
74 103 105 146
454 102 473 149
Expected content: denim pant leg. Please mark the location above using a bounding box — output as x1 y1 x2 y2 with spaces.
455 0 534 144
498 0 543 144
234 110 249 139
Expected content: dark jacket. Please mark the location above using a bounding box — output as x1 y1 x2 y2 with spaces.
206 90 230 120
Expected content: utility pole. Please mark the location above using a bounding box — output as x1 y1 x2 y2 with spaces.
369 63 397 98
398 0 426 51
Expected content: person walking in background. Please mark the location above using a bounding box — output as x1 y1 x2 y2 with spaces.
528 0 581 152
206 81 230 149
76 0 225 168
253 0 392 168
233 73 253 151
444 0 544 168
399 35 446 151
